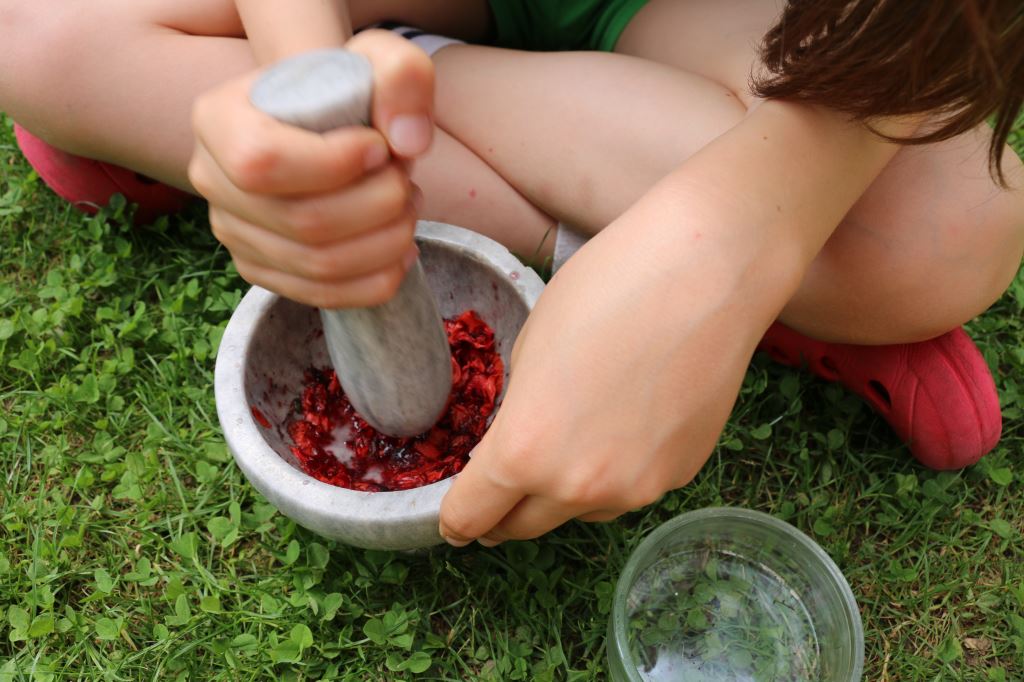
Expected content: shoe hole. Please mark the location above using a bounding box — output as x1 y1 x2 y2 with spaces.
867 380 893 411
765 345 792 364
818 355 840 380
134 172 159 185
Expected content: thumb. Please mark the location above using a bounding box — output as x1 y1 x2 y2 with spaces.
346 29 435 159
438 421 524 547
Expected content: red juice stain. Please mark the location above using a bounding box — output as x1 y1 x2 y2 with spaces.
251 406 272 429
284 310 503 492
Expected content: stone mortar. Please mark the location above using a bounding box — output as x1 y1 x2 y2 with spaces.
215 222 545 551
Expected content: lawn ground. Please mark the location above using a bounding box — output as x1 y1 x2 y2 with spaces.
1 114 1023 680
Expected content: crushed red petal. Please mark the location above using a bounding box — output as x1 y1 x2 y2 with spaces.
284 309 503 492
251 407 272 429
414 441 442 461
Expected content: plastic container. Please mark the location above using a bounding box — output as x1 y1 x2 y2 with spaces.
607 508 863 681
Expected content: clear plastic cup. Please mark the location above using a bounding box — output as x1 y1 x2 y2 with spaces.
607 508 863 681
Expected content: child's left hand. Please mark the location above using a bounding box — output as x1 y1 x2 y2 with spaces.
436 97 905 546
437 186 779 546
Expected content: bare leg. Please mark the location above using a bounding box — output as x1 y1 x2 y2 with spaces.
415 128 554 258
432 47 748 230
0 0 555 258
0 1 250 182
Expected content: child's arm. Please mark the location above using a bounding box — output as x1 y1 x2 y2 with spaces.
235 0 353 64
438 101 909 546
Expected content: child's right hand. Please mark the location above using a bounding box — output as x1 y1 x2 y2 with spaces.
187 30 436 309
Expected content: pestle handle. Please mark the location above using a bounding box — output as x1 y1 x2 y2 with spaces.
250 49 452 437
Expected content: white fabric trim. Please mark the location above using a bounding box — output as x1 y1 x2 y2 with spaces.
375 24 464 57
553 223 589 273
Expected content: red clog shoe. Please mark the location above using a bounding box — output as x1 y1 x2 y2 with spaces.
14 124 191 225
758 322 1001 469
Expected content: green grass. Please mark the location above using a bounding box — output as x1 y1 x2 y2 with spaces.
1 113 1022 681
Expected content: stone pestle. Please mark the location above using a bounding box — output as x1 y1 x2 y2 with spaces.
249 49 452 437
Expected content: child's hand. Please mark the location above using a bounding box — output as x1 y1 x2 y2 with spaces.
436 97 904 546
437 209 771 546
188 31 435 308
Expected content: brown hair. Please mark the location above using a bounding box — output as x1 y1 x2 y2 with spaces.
754 0 1024 186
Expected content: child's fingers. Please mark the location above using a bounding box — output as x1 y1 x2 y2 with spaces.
210 205 417 284
231 248 416 310
191 142 413 245
191 73 390 196
575 509 626 523
438 433 526 546
477 497 593 546
346 30 435 159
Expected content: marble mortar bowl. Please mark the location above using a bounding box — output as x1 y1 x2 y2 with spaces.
215 222 545 551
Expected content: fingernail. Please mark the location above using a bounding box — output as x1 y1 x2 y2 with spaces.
364 142 390 172
477 537 501 548
441 532 472 548
388 115 432 157
402 246 419 272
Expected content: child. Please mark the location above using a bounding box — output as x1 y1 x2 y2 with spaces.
2 0 1021 548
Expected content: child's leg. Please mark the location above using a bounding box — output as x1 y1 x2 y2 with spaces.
0 0 250 184
432 47 749 229
0 0 555 257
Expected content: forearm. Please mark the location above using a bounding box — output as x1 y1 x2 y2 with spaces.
604 101 908 329
237 0 353 64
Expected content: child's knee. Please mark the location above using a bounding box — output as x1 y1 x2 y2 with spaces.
891 136 1023 324
979 155 1024 298
930 155 1024 326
